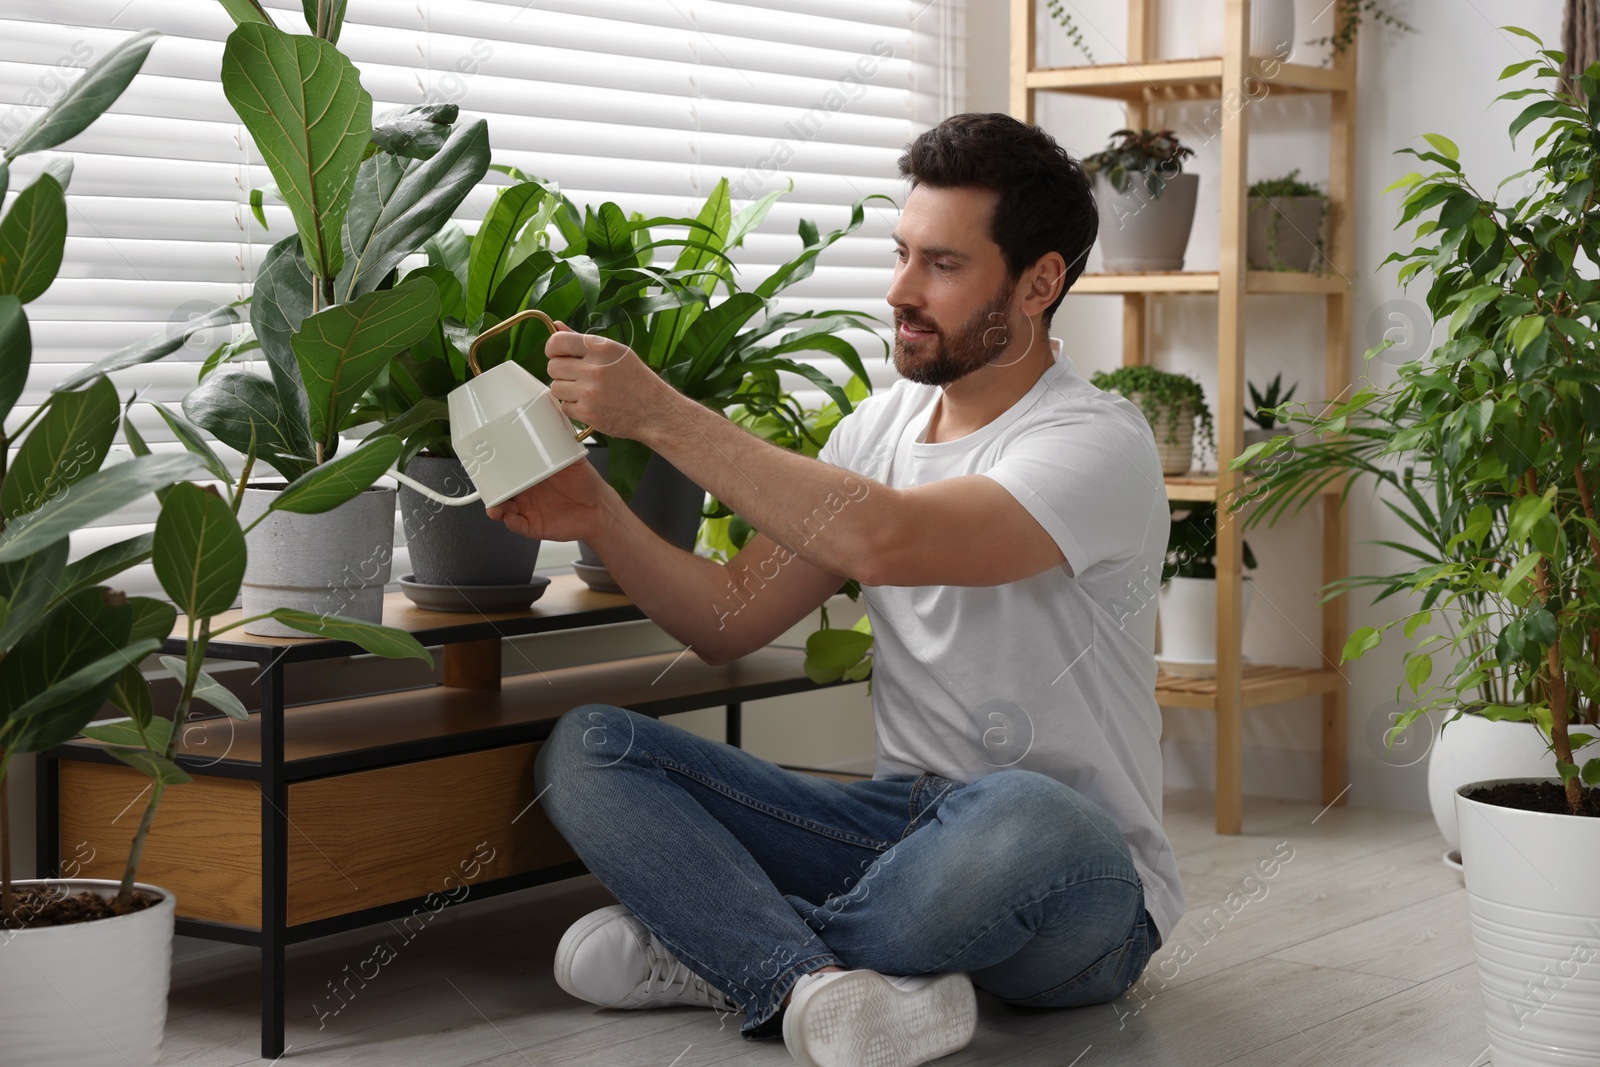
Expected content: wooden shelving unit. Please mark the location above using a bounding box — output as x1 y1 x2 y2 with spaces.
1011 0 1353 833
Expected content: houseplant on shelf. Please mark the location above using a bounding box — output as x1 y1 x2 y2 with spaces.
1305 1 1416 60
1228 33 1600 1062
1084 129 1199 272
1090 365 1216 476
1156 501 1258 678
169 3 487 634
0 28 434 1066
1247 170 1328 272
1244 372 1297 454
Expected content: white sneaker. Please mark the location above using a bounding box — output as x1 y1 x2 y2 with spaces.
783 969 977 1067
553 904 739 1013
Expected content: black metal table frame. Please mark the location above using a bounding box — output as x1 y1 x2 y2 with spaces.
35 598 827 1059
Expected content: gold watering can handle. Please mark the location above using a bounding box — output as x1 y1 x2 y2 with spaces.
467 308 594 443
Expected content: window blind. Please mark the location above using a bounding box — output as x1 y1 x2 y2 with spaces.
0 0 964 585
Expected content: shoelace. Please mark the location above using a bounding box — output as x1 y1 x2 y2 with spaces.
642 934 736 1010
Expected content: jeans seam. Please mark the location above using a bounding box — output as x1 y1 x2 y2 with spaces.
927 873 1142 973
902 773 958 840
752 953 843 1029
655 756 898 852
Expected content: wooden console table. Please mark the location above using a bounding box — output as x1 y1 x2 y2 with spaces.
35 574 856 1058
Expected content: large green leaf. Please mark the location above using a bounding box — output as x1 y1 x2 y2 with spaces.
263 608 434 665
0 173 67 304
108 663 154 728
0 452 205 563
0 586 138 752
157 655 248 721
127 596 178 645
215 0 276 29
1 375 120 521
301 0 348 43
182 366 314 482
466 182 548 322
0 295 28 427
57 532 153 599
220 22 372 282
804 626 874 685
106 745 192 786
154 482 247 618
248 235 316 431
335 116 489 301
3 30 161 160
0 536 69 655
670 293 767 392
54 304 241 393
268 434 403 515
368 102 459 160
149 403 233 483
292 275 440 454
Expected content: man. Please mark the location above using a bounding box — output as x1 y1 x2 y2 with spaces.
487 112 1182 1067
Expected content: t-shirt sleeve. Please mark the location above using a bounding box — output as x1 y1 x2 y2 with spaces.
818 393 880 473
982 410 1166 577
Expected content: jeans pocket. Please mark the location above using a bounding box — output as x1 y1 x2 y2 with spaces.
1011 912 1153 1009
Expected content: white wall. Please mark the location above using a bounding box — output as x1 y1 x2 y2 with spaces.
968 0 1561 810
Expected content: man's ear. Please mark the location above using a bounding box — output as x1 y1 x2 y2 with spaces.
1018 252 1067 319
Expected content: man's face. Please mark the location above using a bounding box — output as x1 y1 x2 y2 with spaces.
887 184 1020 387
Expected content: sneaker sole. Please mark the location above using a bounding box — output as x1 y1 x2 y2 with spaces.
552 904 635 1003
783 971 978 1067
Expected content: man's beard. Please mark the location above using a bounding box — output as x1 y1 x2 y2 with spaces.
893 279 1019 387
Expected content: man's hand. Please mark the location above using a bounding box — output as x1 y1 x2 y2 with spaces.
545 321 674 441
484 458 615 543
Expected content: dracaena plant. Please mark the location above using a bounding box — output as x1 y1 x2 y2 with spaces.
366 174 890 503
76 1 492 493
1229 28 1600 816
0 25 436 922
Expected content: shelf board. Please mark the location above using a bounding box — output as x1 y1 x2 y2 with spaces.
62 646 845 777
1164 474 1346 502
1026 56 1353 100
1156 664 1343 710
1072 271 1348 295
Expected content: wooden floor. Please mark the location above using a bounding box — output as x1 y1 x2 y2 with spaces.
159 789 1488 1066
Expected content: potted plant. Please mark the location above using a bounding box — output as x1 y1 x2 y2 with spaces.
1247 169 1329 272
167 3 488 634
1156 501 1257 677
1084 129 1199 272
0 29 433 1066
1231 34 1600 1061
1245 372 1297 452
1090 365 1216 476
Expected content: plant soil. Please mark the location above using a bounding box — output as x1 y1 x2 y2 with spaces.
2 885 159 929
1464 780 1600 817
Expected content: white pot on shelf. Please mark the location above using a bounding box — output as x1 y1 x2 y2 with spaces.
1427 711 1552 854
0 879 176 1067
1457 780 1600 1067
1192 0 1296 60
1156 574 1255 677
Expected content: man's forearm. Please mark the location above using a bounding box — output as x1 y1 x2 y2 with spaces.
638 390 891 581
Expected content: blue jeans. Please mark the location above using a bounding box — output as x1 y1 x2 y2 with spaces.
534 705 1158 1037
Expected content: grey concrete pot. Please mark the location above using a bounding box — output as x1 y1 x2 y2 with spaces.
1096 172 1200 272
237 484 397 637
577 444 705 593
398 453 540 588
1247 195 1327 272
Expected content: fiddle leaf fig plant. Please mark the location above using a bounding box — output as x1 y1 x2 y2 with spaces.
1229 30 1600 815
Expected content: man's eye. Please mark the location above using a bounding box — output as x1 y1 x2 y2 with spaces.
933 262 953 272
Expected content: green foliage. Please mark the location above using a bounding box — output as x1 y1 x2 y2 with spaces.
1090 364 1217 460
1248 169 1326 200
1044 0 1095 64
1165 502 1256 581
1232 33 1600 810
1084 129 1195 199
1247 372 1298 430
1305 0 1416 60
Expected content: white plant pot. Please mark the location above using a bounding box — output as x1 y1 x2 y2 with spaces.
1428 712 1552 852
1457 780 1600 1066
0 880 176 1067
1192 0 1296 60
237 484 397 637
1156 575 1255 675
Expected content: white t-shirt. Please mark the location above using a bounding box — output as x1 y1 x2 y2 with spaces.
819 340 1183 943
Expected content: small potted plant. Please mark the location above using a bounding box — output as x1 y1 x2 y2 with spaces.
1156 502 1258 677
1084 129 1199 272
1247 169 1329 272
1090 366 1215 476
1245 372 1298 453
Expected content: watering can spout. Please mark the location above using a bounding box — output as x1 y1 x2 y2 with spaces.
386 467 483 507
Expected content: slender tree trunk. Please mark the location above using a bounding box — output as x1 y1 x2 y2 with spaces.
1563 0 1600 93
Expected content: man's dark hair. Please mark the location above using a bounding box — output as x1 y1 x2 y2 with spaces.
898 113 1096 327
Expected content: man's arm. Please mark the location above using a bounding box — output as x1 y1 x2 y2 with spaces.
647 392 1068 586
